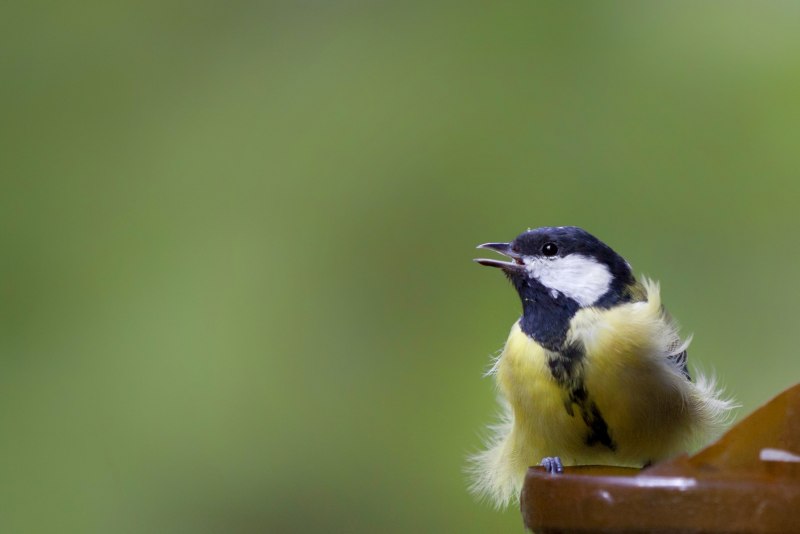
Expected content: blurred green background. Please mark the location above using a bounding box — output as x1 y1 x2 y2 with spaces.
3 2 800 532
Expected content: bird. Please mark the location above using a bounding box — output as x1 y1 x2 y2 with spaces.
468 226 735 508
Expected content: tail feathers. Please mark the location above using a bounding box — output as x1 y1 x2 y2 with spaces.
466 403 524 509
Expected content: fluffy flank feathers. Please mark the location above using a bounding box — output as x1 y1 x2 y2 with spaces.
466 400 520 508
483 348 504 378
645 278 739 447
642 279 738 422
642 278 738 438
687 369 739 446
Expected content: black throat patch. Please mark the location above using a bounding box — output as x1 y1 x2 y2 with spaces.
515 277 580 351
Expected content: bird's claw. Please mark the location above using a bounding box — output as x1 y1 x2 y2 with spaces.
540 456 564 474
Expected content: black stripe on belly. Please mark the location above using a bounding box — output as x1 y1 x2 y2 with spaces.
548 343 616 451
569 386 616 451
547 343 583 384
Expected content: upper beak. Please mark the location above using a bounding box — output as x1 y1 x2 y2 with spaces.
474 242 524 271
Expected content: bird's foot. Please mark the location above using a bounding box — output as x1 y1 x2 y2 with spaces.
540 456 564 474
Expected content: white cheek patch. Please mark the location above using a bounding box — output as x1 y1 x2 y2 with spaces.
523 254 613 307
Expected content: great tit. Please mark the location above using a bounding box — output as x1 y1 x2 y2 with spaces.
469 226 735 507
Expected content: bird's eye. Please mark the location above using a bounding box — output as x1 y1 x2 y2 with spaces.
542 242 558 257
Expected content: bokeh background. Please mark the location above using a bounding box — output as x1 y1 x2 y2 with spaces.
3 2 800 532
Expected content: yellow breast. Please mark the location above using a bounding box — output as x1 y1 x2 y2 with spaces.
495 322 598 464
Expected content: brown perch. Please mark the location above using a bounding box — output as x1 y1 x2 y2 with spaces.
521 383 800 533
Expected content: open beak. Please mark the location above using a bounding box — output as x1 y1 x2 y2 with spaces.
474 242 524 272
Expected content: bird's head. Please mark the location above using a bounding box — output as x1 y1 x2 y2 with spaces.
475 226 636 309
